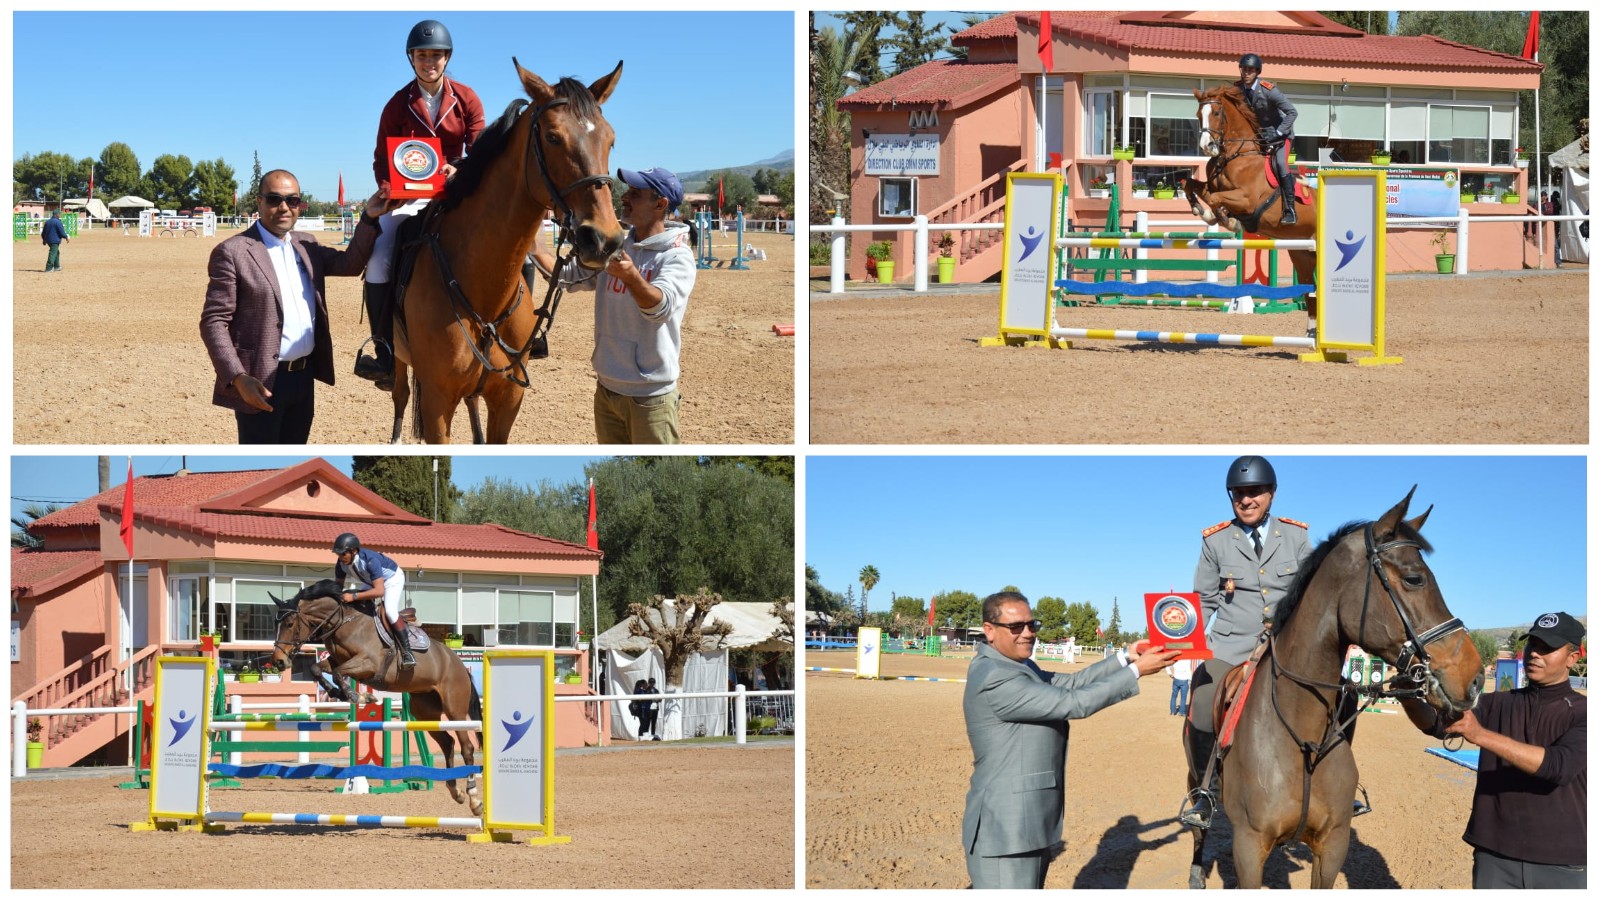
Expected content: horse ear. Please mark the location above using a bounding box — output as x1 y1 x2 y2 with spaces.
1405 503 1433 534
1194 88 1204 101
588 60 623 106
271 592 290 612
514 56 554 105
1375 485 1419 538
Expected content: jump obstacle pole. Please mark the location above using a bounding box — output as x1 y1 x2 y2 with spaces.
805 667 966 683
132 650 568 844
695 210 750 270
984 170 1399 365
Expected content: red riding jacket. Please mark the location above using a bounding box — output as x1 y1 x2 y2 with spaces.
372 77 487 188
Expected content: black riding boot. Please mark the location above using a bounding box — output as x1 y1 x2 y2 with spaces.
1279 175 1298 225
523 257 548 359
391 618 415 670
356 282 395 391
1180 727 1221 828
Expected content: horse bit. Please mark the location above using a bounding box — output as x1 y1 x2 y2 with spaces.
430 94 611 391
270 602 346 670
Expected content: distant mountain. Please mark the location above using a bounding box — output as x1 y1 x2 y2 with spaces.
1477 614 1587 647
677 149 794 191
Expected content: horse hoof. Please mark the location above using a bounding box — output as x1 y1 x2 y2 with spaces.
1190 866 1206 890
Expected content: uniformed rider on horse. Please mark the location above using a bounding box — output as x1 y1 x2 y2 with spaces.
1236 53 1301 225
332 532 414 670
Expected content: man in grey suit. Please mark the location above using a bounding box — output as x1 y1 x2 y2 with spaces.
1181 455 1312 826
200 170 391 443
963 590 1178 888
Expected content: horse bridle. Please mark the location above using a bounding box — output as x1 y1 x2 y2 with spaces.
428 94 612 391
271 600 346 667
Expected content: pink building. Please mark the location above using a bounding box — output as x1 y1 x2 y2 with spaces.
838 11 1549 281
12 459 606 767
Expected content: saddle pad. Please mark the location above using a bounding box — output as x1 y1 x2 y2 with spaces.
1261 157 1313 204
1217 659 1261 751
371 613 429 652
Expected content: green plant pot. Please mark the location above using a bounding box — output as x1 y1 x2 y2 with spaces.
1502 195 1521 205
26 741 44 769
876 260 894 284
1371 155 1391 166
1435 254 1455 274
1152 190 1176 200
562 674 582 684
238 673 260 683
445 639 464 649
937 256 955 283
1112 149 1135 161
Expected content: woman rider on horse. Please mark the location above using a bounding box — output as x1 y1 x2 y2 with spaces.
1235 53 1300 225
332 532 413 670
355 19 486 391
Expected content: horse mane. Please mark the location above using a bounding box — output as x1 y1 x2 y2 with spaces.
294 579 345 603
1272 519 1433 632
438 77 606 214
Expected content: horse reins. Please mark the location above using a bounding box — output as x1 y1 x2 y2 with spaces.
1263 523 1464 844
1201 94 1291 228
271 601 347 670
428 93 611 392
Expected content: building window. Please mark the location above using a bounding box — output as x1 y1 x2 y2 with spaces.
1086 90 1122 156
1428 105 1491 165
1325 99 1386 164
231 579 303 642
878 178 916 218
501 590 559 646
169 576 209 642
1144 93 1199 158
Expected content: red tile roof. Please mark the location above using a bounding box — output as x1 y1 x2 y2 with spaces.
11 548 104 599
1017 12 1542 73
837 60 1018 110
33 469 273 528
951 12 1017 42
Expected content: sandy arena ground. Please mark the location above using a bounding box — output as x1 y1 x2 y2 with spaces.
11 741 793 889
12 227 794 444
810 269 1587 444
805 650 1486 890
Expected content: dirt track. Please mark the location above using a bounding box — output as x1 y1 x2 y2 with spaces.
12 227 794 444
810 269 1587 444
11 742 793 889
805 651 1482 889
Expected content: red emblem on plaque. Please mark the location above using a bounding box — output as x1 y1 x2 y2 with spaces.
1144 592 1213 661
387 137 445 198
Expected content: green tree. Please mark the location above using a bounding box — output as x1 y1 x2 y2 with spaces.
247 151 264 208
97 142 144 198
857 564 880 621
889 594 927 633
835 11 895 85
191 158 238 211
13 151 85 205
11 502 62 549
805 564 849 628
1035 595 1068 642
701 169 758 213
351 456 461 522
886 11 950 75
145 154 195 208
932 589 980 632
1469 630 1500 669
1321 11 1393 35
944 14 994 62
773 170 796 214
703 456 794 484
1107 596 1124 643
1065 600 1101 645
809 14 884 226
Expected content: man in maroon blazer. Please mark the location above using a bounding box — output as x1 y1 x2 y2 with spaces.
200 170 390 443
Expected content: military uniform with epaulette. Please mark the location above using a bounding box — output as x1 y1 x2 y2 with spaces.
1236 52 1301 224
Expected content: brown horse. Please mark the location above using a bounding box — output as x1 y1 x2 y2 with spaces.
1183 489 1483 889
389 58 625 444
1184 85 1318 325
270 580 485 817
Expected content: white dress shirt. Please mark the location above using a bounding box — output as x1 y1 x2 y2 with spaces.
257 226 317 362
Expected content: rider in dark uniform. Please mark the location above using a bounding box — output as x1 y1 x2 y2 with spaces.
1236 53 1300 225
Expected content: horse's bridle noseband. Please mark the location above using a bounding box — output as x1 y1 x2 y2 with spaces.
524 94 612 234
272 601 345 667
1361 522 1465 696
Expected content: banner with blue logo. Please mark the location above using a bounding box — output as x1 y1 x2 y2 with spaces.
148 656 214 823
996 173 1062 339
856 627 882 679
482 650 562 841
1316 172 1385 352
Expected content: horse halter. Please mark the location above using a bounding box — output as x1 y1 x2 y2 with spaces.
1361 522 1465 694
271 601 345 665
522 95 612 234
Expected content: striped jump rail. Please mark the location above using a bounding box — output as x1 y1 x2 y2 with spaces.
806 667 966 684
1079 231 1238 239
1056 281 1313 301
1049 327 1316 351
212 720 479 732
206 812 483 829
1058 237 1316 251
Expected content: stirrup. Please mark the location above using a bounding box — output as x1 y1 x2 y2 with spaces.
1178 787 1217 829
1352 783 1372 817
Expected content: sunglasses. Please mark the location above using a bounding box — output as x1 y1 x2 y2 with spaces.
262 193 303 208
988 619 1042 635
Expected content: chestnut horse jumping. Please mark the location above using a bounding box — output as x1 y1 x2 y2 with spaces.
1182 489 1483 888
1184 85 1318 327
389 58 625 443
271 580 486 816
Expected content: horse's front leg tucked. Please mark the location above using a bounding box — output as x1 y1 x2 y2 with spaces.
311 662 353 702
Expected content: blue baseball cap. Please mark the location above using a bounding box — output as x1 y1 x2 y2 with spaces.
616 167 683 213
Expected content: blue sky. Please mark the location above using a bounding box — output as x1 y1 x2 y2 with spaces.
807 455 1586 631
11 456 605 521
13 12 794 203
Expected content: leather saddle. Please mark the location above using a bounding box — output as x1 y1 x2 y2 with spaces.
1262 157 1313 204
387 207 442 347
371 607 430 653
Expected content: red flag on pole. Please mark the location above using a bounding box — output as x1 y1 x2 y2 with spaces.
927 597 937 627
585 479 599 550
338 171 345 207
1520 11 1540 60
1037 12 1054 71
717 176 725 213
88 169 95 202
119 458 135 558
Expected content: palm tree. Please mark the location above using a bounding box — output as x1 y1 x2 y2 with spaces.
858 564 880 621
11 502 62 549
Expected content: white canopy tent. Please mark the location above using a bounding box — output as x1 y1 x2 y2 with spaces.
105 195 154 209
63 198 113 221
1548 135 1589 264
594 601 791 740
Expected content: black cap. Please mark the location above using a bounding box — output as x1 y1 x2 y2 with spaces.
1239 52 1263 70
1521 612 1585 649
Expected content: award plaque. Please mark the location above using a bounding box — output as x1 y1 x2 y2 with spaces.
387 137 445 198
1144 592 1213 661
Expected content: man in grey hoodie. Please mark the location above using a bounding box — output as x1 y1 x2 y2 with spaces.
533 166 696 443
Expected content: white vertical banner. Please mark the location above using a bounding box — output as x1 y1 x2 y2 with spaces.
856 627 882 680
1316 171 1385 352
480 650 568 844
146 657 213 826
996 172 1063 339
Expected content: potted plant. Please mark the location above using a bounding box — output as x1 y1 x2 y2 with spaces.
1370 149 1392 166
1087 176 1111 200
1459 190 1477 206
1430 229 1455 275
26 719 44 769
562 671 583 684
1501 191 1522 205
1131 180 1150 199
935 232 956 284
865 240 895 284
1112 143 1136 161
237 663 260 684
260 663 281 683
1286 149 1297 164
1515 147 1530 169
199 630 220 653
1477 186 1497 203
1151 180 1176 200
444 632 465 649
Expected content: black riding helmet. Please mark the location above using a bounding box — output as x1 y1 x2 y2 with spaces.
406 19 453 56
1225 455 1277 497
1238 52 1263 71
332 533 361 554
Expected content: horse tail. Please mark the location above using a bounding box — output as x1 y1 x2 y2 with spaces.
469 679 483 727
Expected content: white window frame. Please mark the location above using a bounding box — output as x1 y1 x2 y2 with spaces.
878 177 917 219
